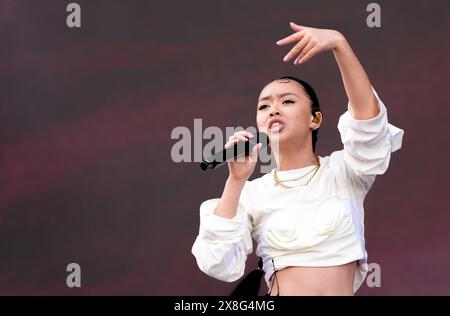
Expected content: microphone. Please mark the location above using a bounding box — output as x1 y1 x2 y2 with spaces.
200 132 269 171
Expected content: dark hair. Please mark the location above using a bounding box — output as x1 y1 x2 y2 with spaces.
230 77 322 297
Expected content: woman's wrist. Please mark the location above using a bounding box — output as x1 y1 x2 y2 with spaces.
227 176 247 186
332 30 348 51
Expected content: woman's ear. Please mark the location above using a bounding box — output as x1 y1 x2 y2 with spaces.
311 111 323 130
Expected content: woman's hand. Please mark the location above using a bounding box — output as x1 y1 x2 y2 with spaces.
276 22 346 65
224 131 262 183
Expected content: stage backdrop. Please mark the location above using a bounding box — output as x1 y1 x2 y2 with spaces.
0 0 449 295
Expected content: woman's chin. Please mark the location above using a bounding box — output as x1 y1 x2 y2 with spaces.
268 129 291 145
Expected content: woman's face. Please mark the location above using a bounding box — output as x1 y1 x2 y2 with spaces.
256 80 319 148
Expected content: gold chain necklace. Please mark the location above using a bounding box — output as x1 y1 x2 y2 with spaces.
274 164 318 182
272 157 321 189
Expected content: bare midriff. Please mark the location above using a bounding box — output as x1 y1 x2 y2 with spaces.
268 261 357 296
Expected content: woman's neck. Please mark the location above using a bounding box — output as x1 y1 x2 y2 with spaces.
273 146 318 171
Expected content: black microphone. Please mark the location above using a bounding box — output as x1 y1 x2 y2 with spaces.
200 132 269 171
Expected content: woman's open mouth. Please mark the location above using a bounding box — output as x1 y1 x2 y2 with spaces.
268 119 284 133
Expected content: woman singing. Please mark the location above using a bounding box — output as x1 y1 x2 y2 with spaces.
191 22 404 296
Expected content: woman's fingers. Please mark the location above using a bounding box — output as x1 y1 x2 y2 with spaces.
298 45 320 64
234 130 254 139
296 40 317 64
277 22 327 64
224 131 253 149
232 132 250 143
224 138 237 149
283 36 309 62
249 143 262 163
289 21 305 32
234 134 248 142
241 131 254 139
224 132 260 163
276 30 304 47
225 135 239 149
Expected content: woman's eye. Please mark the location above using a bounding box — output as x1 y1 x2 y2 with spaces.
258 100 293 110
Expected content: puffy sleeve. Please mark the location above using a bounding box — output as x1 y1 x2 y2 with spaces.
330 86 405 193
191 181 254 282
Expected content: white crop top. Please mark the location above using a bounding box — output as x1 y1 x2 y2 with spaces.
191 87 404 294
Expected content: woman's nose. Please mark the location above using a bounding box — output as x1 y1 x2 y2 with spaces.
270 111 280 117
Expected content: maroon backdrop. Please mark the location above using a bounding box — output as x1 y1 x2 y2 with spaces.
0 0 449 295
